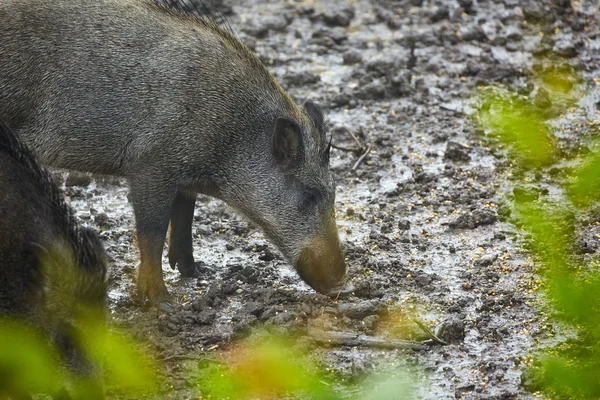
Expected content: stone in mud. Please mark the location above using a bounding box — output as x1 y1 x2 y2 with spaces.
323 5 355 27
448 213 476 229
474 253 498 267
398 220 411 230
428 5 449 22
271 311 295 324
94 212 110 229
196 224 212 236
380 222 393 234
357 80 386 100
449 209 497 230
414 172 437 184
192 298 208 312
523 4 554 24
458 25 486 42
503 25 523 42
195 309 217 325
365 56 399 77
284 71 321 87
477 63 520 82
576 236 598 254
553 39 578 58
362 315 380 332
258 248 276 261
425 55 443 73
297 4 314 16
343 49 363 65
444 141 471 162
352 281 384 299
240 301 264 317
243 14 292 37
415 274 433 286
436 316 465 343
472 209 498 226
336 300 387 320
458 0 474 13
311 27 347 45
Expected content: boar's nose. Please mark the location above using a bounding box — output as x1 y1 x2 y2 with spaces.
295 231 346 295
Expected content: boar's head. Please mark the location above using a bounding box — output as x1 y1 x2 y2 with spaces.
226 101 347 295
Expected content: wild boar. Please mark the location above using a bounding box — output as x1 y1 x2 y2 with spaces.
0 0 346 309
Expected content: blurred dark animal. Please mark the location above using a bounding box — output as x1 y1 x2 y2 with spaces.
0 121 108 400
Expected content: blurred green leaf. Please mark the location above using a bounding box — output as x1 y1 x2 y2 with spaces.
568 151 600 207
197 334 339 399
472 61 600 399
476 88 557 167
195 331 419 400
0 319 61 394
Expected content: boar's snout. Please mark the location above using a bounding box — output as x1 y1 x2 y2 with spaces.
296 232 346 295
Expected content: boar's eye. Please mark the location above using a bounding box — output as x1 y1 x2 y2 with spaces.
302 187 323 208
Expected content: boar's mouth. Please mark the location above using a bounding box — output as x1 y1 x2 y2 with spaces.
295 232 346 295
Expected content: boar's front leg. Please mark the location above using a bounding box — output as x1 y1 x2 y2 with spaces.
128 176 176 310
168 191 197 278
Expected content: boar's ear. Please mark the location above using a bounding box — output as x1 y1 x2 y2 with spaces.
304 101 325 133
273 117 303 169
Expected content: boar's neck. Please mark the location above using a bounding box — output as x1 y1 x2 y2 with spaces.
182 32 299 201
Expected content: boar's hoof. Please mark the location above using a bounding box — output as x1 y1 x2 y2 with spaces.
177 261 197 278
136 264 173 309
168 252 197 278
158 301 175 313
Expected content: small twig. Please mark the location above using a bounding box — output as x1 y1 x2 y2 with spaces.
330 143 362 153
349 130 364 150
352 144 372 171
412 319 449 346
308 328 427 350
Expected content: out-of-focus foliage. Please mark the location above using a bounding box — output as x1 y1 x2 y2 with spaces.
196 334 338 399
477 88 557 167
0 319 61 395
0 316 159 398
376 307 431 342
1 243 158 400
475 61 600 399
195 330 417 399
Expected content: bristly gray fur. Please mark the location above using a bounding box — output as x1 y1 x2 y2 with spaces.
153 0 236 36
0 0 346 303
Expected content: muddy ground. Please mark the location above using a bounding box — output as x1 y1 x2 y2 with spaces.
57 0 600 398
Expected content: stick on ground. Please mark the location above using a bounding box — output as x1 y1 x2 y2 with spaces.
412 319 449 346
308 329 428 350
352 144 372 171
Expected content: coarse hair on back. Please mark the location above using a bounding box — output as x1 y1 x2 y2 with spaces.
145 0 297 113
146 0 258 68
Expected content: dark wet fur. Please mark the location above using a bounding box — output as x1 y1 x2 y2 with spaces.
0 121 107 398
0 122 106 277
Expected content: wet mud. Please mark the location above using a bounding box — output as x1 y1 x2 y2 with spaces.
57 0 600 398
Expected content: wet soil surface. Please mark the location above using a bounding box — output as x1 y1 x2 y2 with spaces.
60 0 600 398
